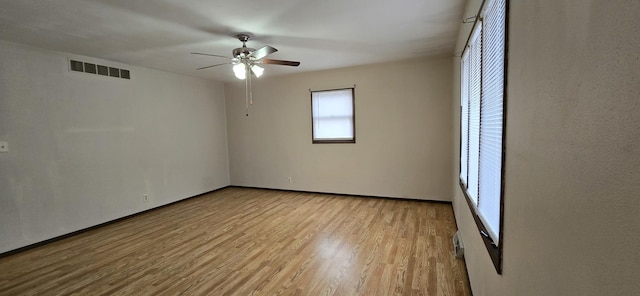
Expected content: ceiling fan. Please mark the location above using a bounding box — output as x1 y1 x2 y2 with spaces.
191 34 300 115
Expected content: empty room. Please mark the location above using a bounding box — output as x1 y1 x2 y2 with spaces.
1 0 639 295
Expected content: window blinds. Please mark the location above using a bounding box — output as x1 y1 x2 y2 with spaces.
459 0 506 245
478 0 506 243
468 23 482 206
312 89 354 141
460 51 470 187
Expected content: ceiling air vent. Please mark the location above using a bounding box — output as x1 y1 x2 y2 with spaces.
69 59 130 80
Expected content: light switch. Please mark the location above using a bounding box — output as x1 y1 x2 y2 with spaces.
0 141 8 152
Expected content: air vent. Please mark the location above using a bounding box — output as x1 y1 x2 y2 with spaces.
120 69 130 79
453 231 465 259
69 59 130 80
70 60 83 72
109 67 120 77
97 65 108 76
84 63 97 74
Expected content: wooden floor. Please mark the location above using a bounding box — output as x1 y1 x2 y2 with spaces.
0 187 471 296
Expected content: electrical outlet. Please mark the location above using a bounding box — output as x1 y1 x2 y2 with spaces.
143 194 149 202
288 177 293 184
0 142 8 152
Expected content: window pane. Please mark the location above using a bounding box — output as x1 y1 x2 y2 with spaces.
460 50 470 186
478 0 506 242
312 89 354 142
313 118 353 139
468 23 482 206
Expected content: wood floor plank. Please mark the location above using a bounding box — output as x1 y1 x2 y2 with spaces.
0 187 471 296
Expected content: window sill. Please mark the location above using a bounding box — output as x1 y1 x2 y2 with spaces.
312 139 356 144
459 181 503 274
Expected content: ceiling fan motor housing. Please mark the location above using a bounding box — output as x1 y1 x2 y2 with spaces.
233 34 255 58
232 47 255 58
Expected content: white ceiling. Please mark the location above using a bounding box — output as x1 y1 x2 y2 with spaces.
0 0 465 82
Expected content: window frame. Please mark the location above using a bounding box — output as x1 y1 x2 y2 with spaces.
458 0 508 274
310 87 356 144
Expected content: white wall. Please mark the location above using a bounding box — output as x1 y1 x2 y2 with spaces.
452 0 640 295
0 41 230 254
226 57 453 201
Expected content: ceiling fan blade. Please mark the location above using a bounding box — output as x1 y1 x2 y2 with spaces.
197 62 230 70
191 52 229 58
249 45 278 59
261 59 300 67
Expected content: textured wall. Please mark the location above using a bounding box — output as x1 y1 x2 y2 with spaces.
452 0 640 295
226 57 453 201
0 41 230 254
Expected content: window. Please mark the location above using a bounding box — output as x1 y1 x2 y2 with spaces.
459 0 507 273
311 88 355 143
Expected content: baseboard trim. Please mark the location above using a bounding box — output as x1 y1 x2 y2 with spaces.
230 185 453 204
0 185 231 258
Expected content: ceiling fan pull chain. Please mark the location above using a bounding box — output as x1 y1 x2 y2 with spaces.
245 74 249 116
249 68 253 106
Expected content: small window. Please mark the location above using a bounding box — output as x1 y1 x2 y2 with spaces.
311 88 355 143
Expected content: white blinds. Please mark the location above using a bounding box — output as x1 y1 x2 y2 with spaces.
312 89 354 141
460 51 470 187
478 0 506 242
468 23 482 206
459 0 506 245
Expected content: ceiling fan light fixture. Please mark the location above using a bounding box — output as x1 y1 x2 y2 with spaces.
233 63 246 80
251 65 264 78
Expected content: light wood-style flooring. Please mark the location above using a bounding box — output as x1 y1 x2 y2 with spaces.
0 187 471 295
